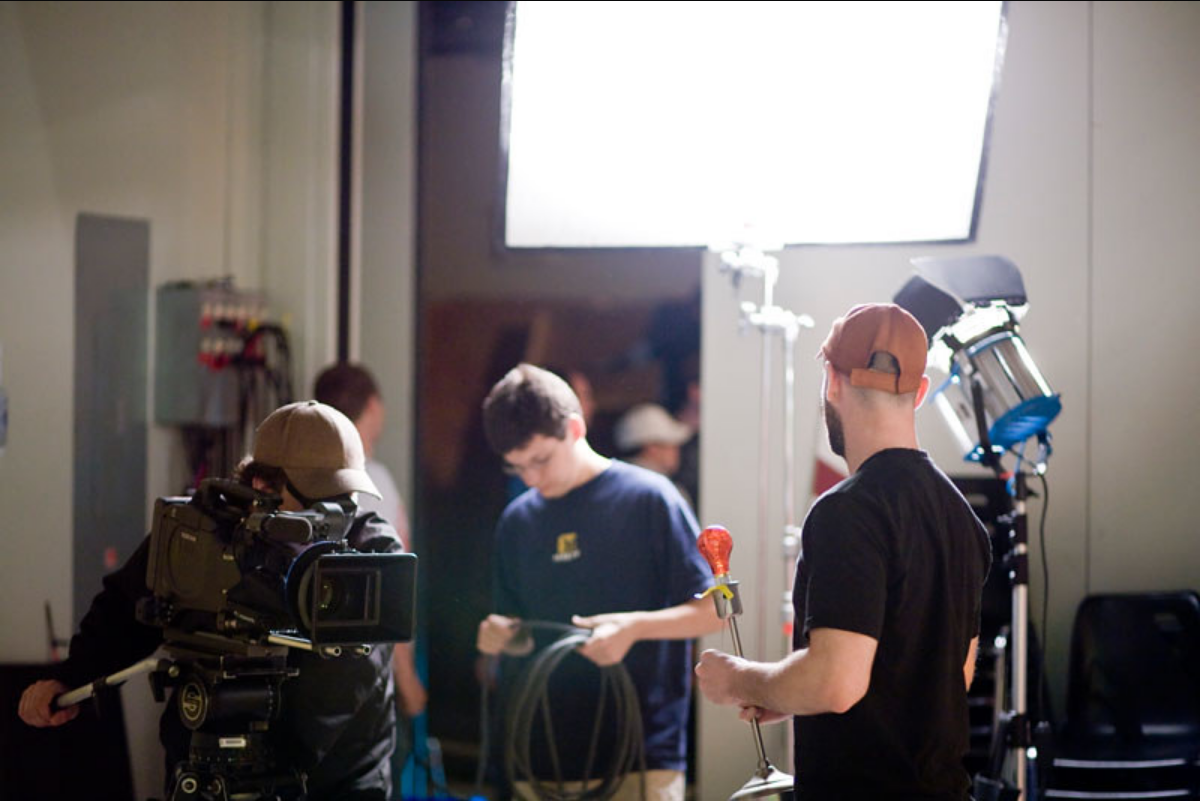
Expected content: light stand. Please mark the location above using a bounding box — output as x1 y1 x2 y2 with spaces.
973 400 1037 801
715 242 812 664
895 255 1061 801
1004 471 1032 799
697 526 794 801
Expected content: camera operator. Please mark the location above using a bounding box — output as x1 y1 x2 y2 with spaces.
18 400 406 801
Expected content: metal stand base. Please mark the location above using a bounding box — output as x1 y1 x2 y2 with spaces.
730 764 795 801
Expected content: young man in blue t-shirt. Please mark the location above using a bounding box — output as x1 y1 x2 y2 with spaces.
476 363 722 801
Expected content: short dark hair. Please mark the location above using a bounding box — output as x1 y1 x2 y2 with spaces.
233 456 287 494
234 456 354 507
482 363 582 455
313 363 380 422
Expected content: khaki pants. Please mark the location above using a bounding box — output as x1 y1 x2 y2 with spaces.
513 770 685 801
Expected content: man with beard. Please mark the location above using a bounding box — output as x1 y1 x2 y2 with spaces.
695 303 991 801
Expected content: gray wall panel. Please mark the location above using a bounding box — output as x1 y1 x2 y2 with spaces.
73 214 148 627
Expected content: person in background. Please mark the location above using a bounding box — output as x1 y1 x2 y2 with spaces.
314 363 427 777
314 363 410 545
671 356 701 514
613 402 694 510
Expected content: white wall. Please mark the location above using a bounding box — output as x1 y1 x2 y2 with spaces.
695 2 1200 798
1089 1 1200 592
0 2 341 796
360 0 419 531
260 0 341 389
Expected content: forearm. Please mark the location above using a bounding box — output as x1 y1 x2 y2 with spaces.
574 597 723 666
621 596 724 641
392 642 427 716
393 642 419 680
704 629 875 717
738 649 848 716
963 636 979 689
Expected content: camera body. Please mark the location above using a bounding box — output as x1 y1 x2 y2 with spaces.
141 478 415 647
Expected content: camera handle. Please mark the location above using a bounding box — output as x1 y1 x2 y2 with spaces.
48 628 367 712
51 656 172 711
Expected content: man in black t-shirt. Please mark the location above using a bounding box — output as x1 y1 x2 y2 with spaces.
696 304 991 801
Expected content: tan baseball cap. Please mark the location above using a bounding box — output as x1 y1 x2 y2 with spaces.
614 403 693 451
819 303 928 394
252 400 381 500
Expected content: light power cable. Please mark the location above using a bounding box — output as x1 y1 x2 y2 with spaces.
477 621 646 801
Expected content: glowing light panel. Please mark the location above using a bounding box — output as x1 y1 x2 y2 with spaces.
504 1 1005 248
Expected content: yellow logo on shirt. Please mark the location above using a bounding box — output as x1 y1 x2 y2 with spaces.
553 532 581 563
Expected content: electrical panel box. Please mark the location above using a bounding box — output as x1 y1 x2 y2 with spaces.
155 281 268 426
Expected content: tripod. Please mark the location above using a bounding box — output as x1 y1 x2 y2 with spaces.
150 634 306 801
52 631 308 801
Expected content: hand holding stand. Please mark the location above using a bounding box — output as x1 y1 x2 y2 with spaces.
697 526 794 801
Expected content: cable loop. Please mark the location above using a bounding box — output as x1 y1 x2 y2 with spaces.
478 621 647 801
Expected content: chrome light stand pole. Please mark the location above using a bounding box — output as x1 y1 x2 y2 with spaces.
697 525 795 801
715 242 812 662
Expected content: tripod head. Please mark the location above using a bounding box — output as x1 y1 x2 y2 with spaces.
149 634 307 801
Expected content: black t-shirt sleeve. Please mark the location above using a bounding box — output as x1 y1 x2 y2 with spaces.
801 494 888 641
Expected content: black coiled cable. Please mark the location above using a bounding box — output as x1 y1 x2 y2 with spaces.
477 621 646 801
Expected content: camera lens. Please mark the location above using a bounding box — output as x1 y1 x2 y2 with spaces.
318 578 343 614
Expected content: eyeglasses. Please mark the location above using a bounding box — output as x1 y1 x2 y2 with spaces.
502 444 560 478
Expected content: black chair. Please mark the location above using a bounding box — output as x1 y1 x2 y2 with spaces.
1046 592 1200 800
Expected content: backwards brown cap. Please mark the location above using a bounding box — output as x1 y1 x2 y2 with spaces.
819 303 928 394
252 400 381 500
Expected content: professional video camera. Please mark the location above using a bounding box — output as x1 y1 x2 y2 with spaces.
137 477 415 650
104 477 418 800
46 472 416 800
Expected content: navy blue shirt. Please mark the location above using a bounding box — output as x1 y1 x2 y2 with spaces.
493 460 712 777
